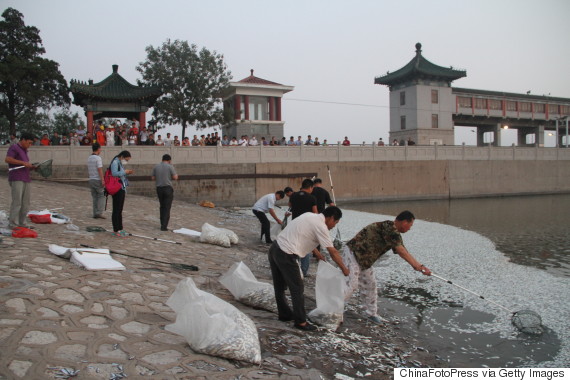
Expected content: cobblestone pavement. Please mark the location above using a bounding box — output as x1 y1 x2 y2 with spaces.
0 179 437 379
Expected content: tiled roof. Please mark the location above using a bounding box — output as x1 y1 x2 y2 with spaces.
70 65 162 105
237 70 282 86
375 43 466 87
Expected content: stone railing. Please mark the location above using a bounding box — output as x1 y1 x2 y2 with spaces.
1 144 569 167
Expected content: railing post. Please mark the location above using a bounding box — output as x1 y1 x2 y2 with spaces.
462 142 466 160
434 141 438 160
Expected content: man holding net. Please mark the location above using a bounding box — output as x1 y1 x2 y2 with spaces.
5 132 37 229
342 210 431 324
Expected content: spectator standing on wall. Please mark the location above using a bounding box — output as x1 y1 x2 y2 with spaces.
305 135 314 145
378 138 385 146
87 143 106 219
156 135 165 146
145 134 156 146
50 132 61 146
342 136 351 146
152 154 179 231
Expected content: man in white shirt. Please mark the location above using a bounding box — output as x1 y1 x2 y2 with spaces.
268 206 349 331
252 190 284 243
249 136 259 146
164 133 173 147
87 143 106 219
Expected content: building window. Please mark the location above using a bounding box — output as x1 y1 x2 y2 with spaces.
519 102 532 112
561 105 570 115
475 98 486 109
431 89 438 104
432 114 438 128
458 96 472 108
489 100 502 110
400 91 406 106
507 101 517 111
248 96 269 120
534 103 545 113
549 104 558 114
400 115 406 130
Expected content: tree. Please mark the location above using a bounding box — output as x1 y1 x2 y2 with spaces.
0 8 70 136
137 39 232 139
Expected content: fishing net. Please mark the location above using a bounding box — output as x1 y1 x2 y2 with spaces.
512 309 544 335
34 159 53 178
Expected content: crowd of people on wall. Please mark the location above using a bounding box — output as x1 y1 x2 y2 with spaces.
3 118 417 147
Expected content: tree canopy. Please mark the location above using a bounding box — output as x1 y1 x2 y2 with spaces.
136 39 232 139
0 7 70 136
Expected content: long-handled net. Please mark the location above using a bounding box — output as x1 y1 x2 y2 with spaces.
431 273 544 335
8 159 53 178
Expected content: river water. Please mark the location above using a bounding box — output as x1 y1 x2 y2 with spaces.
341 194 570 367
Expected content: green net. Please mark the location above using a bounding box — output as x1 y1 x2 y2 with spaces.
34 159 53 178
512 309 544 335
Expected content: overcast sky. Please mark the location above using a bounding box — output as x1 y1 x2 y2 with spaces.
3 0 569 145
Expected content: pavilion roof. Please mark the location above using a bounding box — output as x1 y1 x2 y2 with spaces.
237 70 283 86
70 65 162 105
375 43 466 88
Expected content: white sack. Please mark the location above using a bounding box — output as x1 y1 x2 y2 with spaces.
173 228 201 237
219 261 277 313
308 260 346 330
165 277 261 364
48 244 125 271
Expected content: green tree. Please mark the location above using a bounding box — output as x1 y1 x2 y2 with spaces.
0 8 70 136
136 39 232 139
51 108 82 136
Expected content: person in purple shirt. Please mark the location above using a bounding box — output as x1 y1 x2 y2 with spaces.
4 132 37 228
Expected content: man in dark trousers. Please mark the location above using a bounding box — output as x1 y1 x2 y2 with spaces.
252 190 285 243
269 206 349 331
151 154 178 231
311 178 335 213
289 178 317 276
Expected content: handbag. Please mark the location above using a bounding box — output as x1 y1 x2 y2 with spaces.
104 158 123 196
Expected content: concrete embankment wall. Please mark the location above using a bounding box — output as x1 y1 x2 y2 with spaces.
1 145 569 207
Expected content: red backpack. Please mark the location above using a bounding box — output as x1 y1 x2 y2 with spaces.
104 159 122 195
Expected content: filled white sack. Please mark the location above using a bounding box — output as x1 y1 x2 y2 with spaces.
166 277 261 364
219 261 277 313
199 223 238 248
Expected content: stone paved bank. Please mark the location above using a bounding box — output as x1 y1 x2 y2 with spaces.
0 179 438 379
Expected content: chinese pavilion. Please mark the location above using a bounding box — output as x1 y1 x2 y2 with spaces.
70 65 162 135
375 43 466 145
220 70 294 140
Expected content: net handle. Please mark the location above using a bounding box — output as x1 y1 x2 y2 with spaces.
431 273 514 314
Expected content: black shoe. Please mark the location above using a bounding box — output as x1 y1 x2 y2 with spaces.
294 322 317 331
160 227 169 231
278 316 293 322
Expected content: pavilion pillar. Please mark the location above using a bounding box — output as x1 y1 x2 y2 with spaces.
269 97 275 121
276 98 282 121
494 123 502 147
139 111 146 129
244 95 250 120
86 110 94 136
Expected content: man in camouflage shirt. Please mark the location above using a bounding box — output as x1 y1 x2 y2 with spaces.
342 210 431 324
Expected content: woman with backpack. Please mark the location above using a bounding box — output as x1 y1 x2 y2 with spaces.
110 151 134 237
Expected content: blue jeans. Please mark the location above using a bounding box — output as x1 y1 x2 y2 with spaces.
300 253 312 276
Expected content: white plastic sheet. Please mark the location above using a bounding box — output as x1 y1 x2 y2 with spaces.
166 277 261 364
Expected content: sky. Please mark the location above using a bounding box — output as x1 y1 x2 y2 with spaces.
2 0 570 146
